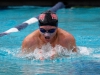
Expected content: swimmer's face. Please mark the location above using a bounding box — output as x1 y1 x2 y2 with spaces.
39 25 57 42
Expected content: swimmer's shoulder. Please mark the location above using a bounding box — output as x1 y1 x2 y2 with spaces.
26 29 39 38
22 30 40 50
57 28 72 36
23 29 39 42
57 28 75 40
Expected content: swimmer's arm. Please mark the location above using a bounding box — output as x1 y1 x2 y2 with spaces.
64 36 77 52
70 37 77 52
21 40 31 53
22 41 29 52
21 38 36 53
72 43 77 52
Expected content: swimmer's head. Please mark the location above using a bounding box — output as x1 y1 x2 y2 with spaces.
38 11 58 27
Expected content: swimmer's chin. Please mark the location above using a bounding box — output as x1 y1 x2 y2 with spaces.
45 39 50 42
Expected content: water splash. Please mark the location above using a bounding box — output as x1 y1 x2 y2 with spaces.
0 47 19 56
17 43 77 60
1 44 100 62
78 46 92 55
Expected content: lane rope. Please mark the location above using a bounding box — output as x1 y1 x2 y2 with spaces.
0 2 65 37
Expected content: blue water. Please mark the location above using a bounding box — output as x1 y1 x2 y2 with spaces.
0 6 100 75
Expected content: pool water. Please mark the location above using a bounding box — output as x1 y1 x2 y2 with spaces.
0 6 100 75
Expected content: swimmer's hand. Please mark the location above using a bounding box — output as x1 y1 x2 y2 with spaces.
50 49 57 59
38 49 57 60
38 51 44 60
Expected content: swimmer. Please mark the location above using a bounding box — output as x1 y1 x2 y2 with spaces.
21 11 77 60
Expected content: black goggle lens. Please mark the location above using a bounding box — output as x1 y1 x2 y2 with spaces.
40 28 56 33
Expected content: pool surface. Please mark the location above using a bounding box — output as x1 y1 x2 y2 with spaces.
0 6 100 75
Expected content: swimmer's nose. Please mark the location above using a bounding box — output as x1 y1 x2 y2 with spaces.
44 33 50 36
44 33 50 39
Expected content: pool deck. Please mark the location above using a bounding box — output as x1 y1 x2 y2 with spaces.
0 0 100 9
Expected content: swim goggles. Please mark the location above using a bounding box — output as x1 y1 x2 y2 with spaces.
40 28 56 33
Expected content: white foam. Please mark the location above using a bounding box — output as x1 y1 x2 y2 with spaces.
18 43 76 60
93 54 100 58
0 47 20 56
78 46 91 55
1 44 94 60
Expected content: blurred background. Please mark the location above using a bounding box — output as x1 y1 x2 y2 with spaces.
0 0 100 9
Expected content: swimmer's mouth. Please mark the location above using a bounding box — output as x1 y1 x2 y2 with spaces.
45 36 50 39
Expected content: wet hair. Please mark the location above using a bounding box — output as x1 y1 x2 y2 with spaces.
38 11 58 27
